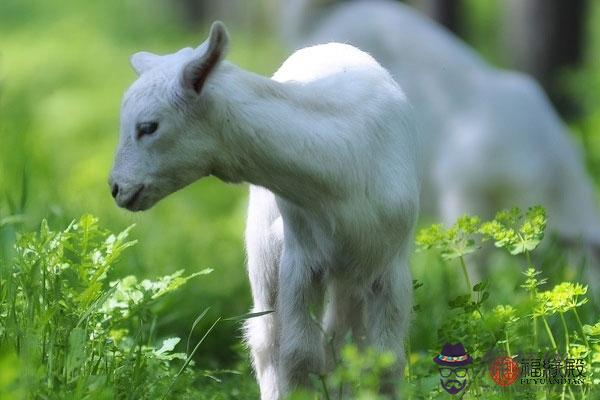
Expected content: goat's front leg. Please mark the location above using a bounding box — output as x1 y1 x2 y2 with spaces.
244 187 282 400
245 252 279 400
277 250 325 395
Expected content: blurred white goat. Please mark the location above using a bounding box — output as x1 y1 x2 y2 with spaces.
279 0 600 254
109 21 421 399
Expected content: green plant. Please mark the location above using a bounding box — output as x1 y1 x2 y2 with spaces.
0 215 222 399
410 206 600 399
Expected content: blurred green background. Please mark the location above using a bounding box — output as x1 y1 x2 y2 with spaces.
0 0 287 366
1 0 599 370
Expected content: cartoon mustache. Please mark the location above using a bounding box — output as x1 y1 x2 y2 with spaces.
441 379 466 394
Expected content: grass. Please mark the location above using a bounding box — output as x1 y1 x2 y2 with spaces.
0 214 261 399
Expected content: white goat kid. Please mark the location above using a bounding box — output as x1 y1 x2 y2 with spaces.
109 22 421 399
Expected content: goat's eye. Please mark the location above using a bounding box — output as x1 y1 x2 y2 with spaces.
136 122 159 138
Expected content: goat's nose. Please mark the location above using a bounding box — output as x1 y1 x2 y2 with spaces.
111 183 120 199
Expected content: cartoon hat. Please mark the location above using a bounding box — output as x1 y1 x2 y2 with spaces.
433 343 473 367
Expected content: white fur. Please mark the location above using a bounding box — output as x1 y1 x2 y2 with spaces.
280 0 600 248
109 22 421 399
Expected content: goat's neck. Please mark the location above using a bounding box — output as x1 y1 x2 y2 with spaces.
208 63 342 207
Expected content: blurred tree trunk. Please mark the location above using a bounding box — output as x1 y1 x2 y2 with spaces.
407 0 463 35
176 0 209 27
173 0 271 33
502 0 587 117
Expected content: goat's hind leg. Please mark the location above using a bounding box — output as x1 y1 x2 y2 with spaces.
364 261 412 398
323 282 367 370
277 251 326 394
323 282 367 399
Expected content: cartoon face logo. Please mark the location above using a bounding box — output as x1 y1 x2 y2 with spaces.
433 343 473 395
438 365 468 394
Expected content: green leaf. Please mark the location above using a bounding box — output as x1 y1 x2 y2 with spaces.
583 322 600 337
147 269 212 300
449 295 471 309
66 328 86 375
0 214 25 228
223 310 274 322
412 279 423 291
155 337 181 356
473 281 488 292
186 308 210 355
479 291 490 303
480 206 546 255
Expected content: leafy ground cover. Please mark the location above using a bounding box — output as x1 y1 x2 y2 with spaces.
1 208 598 399
0 214 258 399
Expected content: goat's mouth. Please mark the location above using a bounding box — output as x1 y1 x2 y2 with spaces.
123 186 147 212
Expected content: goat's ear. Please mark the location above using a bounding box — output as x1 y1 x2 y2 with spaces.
130 51 161 75
181 21 229 94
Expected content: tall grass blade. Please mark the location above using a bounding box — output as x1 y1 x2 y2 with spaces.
161 317 222 400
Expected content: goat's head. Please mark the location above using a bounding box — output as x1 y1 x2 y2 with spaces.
109 21 229 211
